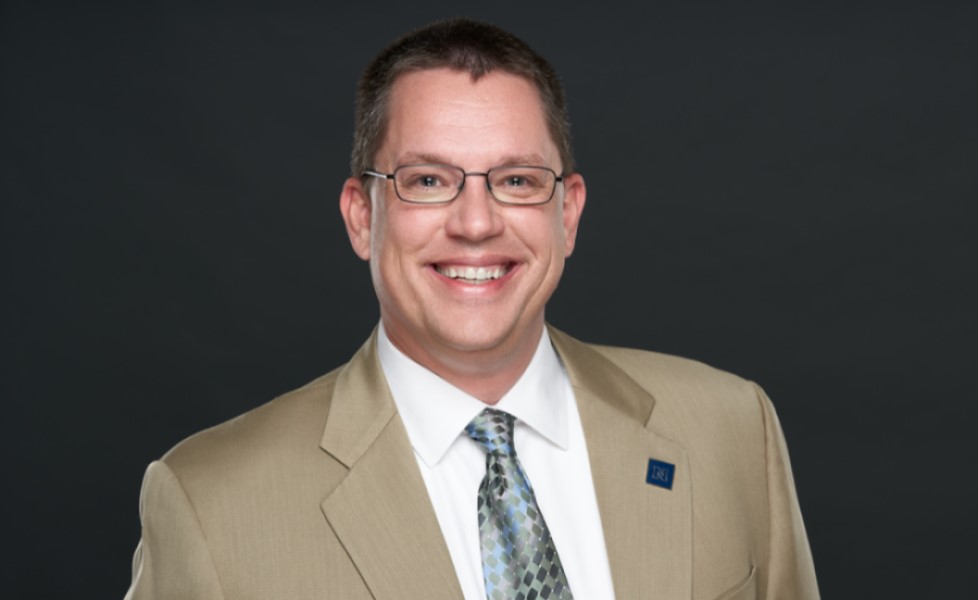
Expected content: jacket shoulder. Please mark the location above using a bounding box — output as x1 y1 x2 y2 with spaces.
578 342 771 451
587 343 760 405
160 366 344 484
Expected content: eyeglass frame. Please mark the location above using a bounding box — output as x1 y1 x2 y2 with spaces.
361 163 565 206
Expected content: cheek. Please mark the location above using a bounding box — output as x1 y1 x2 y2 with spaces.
542 215 568 277
523 209 566 257
371 207 439 275
368 207 398 293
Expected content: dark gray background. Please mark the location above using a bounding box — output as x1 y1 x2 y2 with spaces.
3 1 976 597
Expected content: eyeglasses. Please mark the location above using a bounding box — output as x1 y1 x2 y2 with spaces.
362 164 563 205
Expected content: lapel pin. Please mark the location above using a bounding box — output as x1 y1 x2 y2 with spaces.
646 458 675 490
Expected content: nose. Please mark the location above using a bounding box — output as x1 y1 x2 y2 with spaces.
444 173 504 241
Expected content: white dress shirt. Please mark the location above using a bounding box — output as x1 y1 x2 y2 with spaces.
377 323 616 600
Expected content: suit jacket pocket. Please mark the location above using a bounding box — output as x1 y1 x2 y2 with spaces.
712 565 756 600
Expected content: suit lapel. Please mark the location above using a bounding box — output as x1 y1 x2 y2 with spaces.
320 332 463 600
550 328 692 600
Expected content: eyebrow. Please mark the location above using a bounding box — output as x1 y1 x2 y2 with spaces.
395 152 552 169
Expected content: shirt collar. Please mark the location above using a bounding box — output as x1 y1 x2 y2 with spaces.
377 323 570 467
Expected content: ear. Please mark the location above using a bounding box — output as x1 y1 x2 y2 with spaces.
559 173 586 257
339 177 373 261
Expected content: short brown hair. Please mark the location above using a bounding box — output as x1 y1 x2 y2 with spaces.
351 19 575 177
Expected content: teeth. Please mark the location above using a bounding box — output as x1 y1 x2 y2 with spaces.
437 265 507 283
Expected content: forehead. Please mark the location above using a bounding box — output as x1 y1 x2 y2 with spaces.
379 68 558 168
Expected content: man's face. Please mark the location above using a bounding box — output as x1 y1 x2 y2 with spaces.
341 68 585 372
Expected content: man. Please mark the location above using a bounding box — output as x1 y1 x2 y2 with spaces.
125 19 819 600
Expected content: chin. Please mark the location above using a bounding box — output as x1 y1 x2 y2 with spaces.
428 319 510 352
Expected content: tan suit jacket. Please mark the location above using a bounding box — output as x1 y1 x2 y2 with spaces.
125 327 818 599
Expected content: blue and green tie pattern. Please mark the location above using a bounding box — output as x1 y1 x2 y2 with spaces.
466 409 573 600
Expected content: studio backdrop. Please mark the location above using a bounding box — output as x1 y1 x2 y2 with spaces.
2 1 975 597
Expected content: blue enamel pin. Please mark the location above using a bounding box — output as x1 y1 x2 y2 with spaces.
646 458 675 490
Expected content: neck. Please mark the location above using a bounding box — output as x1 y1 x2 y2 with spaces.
382 319 544 405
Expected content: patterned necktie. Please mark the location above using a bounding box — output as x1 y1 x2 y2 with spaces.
465 408 574 600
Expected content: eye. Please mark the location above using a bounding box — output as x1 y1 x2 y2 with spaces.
494 170 545 190
400 170 450 190
396 165 461 188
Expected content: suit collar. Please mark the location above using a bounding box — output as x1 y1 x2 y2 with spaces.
319 329 395 468
548 325 657 426
322 326 667 462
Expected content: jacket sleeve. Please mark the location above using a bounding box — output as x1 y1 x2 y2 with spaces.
755 383 820 599
124 461 226 600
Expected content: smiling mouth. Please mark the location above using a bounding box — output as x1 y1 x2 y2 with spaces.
434 264 512 284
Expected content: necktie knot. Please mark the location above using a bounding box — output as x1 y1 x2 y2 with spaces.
465 408 517 457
